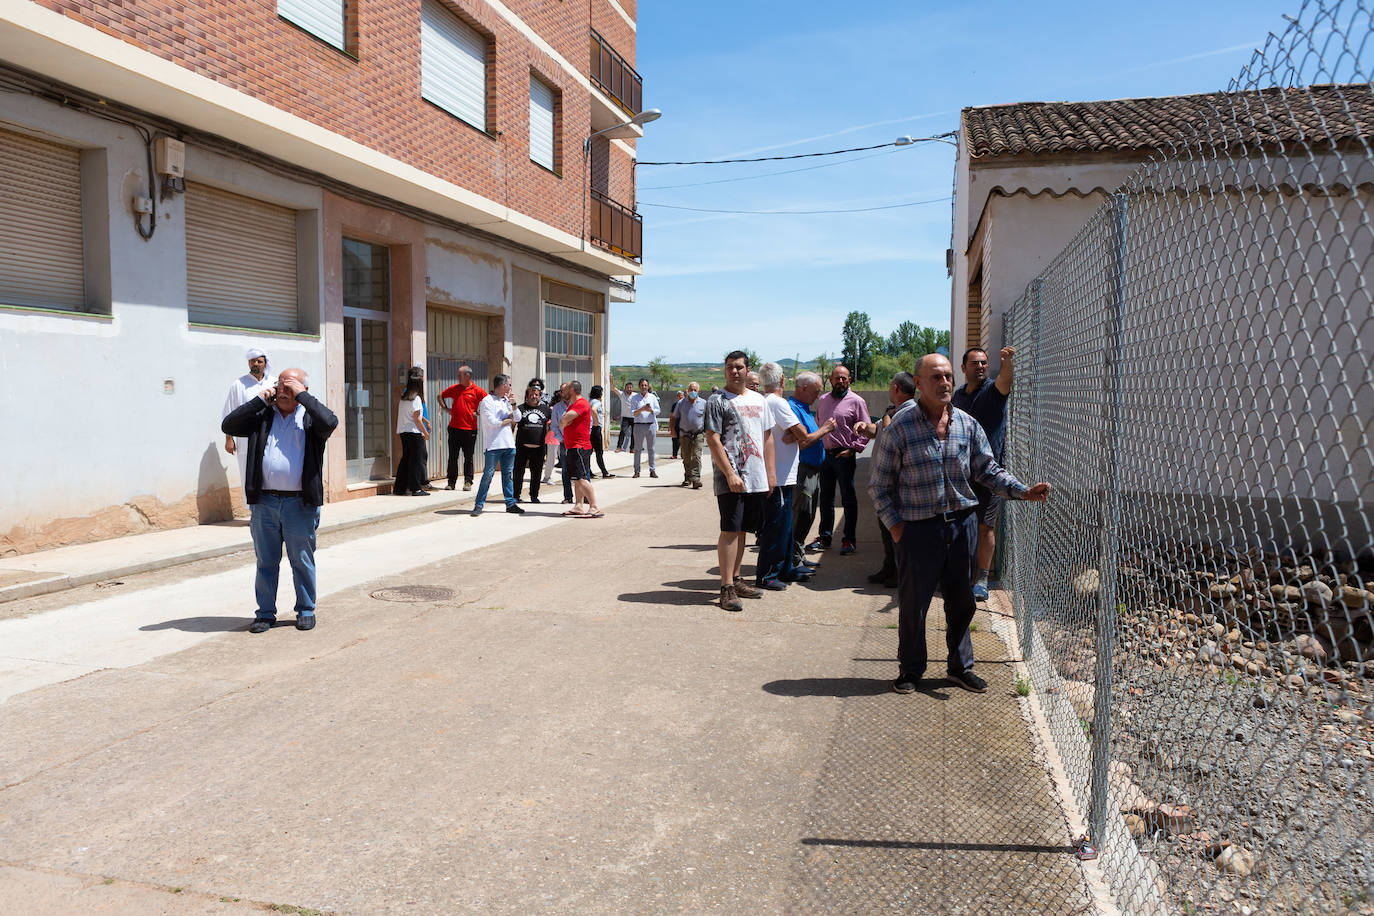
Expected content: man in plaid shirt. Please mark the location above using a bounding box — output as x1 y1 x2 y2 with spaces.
868 353 1050 694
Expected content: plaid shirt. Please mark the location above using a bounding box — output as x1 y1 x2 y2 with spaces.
868 403 1029 529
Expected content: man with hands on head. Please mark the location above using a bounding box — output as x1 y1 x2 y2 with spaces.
221 367 338 634
868 353 1049 695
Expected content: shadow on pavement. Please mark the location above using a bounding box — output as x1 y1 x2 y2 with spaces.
140 616 253 633
762 677 893 698
801 837 1076 853
617 590 714 606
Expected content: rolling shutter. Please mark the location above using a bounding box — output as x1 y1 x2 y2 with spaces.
529 76 556 171
421 0 487 131
185 183 299 331
0 127 84 310
278 0 345 50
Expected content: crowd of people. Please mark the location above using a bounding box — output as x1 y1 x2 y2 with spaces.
219 345 1051 695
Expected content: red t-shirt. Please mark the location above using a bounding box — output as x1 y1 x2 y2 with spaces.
564 397 593 449
439 382 487 430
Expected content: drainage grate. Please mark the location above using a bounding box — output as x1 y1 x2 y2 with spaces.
369 585 455 603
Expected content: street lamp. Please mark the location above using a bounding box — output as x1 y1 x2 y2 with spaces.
584 108 662 153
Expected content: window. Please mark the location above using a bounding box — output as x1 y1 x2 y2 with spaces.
543 302 595 392
421 0 489 132
529 74 557 172
185 183 299 331
0 126 84 311
342 238 391 312
278 0 346 50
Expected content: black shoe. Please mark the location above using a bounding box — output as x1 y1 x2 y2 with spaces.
649 470 659 478
249 619 272 634
296 615 316 631
506 504 526 514
602 473 615 479
470 508 482 517
867 568 895 583
950 670 988 693
529 496 541 504
801 559 820 569
758 578 788 591
806 539 830 552
780 572 813 584
893 674 921 694
413 490 431 496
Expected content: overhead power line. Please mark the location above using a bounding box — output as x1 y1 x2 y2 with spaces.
637 132 956 166
639 146 908 191
637 196 951 215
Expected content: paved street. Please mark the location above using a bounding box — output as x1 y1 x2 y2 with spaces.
0 459 1098 914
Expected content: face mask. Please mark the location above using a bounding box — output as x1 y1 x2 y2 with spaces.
687 390 698 400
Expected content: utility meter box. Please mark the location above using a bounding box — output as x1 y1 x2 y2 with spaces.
155 137 185 178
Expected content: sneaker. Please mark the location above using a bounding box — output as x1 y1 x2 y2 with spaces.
893 673 921 694
719 584 743 612
950 670 988 693
413 490 431 496
801 559 820 569
506 504 526 514
445 483 456 490
972 582 990 601
463 482 473 491
780 571 813 584
295 614 316 631
839 539 856 555
867 568 895 583
248 619 272 634
602 473 615 479
733 579 763 599
806 539 830 552
758 578 788 591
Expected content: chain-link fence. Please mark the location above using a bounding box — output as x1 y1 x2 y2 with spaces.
1001 1 1373 912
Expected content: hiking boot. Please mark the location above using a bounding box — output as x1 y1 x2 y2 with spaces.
733 579 763 599
719 584 743 612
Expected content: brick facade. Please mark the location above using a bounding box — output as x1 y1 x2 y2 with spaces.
32 0 639 237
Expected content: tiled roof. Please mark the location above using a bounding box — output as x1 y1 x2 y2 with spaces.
962 84 1374 158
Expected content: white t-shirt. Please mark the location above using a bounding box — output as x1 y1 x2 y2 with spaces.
396 394 424 434
704 388 770 495
478 394 516 450
765 392 801 486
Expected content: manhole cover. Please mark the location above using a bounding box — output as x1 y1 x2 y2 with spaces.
370 585 455 603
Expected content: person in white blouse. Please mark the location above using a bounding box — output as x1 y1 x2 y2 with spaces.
393 366 430 496
471 374 524 517
222 347 274 494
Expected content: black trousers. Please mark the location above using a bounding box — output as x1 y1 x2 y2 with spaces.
591 425 609 475
671 435 680 458
395 432 428 494
896 511 978 679
447 427 478 486
818 450 859 544
513 446 544 499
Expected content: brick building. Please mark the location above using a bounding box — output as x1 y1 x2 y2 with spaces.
0 0 646 554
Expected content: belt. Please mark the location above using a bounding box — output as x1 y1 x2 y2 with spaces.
679 430 703 436
262 489 301 497
916 507 975 523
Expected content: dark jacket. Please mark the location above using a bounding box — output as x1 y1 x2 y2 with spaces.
221 391 339 506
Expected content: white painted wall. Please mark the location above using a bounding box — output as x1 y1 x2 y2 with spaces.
0 95 325 548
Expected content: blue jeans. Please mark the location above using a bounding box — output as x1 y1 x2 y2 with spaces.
756 485 797 585
474 447 516 510
249 493 321 621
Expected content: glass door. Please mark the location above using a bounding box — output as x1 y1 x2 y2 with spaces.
342 238 392 483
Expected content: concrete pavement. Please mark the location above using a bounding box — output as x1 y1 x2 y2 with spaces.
0 457 1101 914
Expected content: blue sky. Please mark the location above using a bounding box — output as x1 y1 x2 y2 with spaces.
615 0 1296 365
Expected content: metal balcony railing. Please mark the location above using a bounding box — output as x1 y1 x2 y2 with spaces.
589 29 642 116
589 189 642 262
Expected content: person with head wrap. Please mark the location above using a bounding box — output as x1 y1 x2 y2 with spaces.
222 348 275 493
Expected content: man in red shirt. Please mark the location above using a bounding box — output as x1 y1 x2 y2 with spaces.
439 365 487 491
559 380 602 518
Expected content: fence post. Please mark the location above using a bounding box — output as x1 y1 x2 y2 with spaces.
1020 277 1045 664
1089 194 1128 846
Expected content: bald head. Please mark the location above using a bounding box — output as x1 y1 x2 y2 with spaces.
914 354 954 414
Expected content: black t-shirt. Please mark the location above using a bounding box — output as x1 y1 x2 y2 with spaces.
951 379 1008 461
515 403 552 448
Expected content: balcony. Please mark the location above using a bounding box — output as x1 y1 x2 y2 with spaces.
590 29 642 118
590 189 642 263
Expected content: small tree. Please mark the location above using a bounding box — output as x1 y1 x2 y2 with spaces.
647 355 678 390
814 352 834 377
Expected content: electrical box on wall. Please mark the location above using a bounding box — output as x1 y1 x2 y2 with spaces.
155 137 185 178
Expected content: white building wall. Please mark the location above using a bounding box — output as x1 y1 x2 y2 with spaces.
0 97 325 555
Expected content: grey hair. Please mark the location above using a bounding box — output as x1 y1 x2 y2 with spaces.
795 371 821 389
759 361 784 392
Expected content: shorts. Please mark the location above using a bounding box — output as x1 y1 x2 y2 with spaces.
565 447 593 481
973 483 1004 528
717 491 766 533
